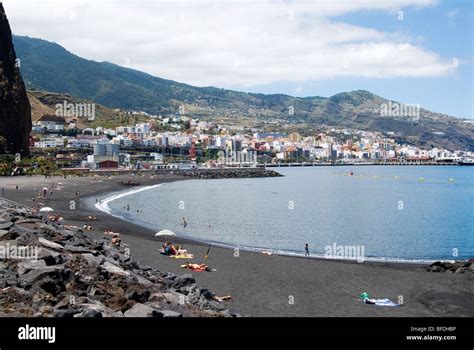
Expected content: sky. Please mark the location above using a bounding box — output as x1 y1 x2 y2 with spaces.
3 0 473 118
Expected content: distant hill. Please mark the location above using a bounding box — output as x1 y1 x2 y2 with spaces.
27 90 148 129
14 35 474 150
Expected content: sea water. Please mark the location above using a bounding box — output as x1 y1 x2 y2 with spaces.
101 166 474 261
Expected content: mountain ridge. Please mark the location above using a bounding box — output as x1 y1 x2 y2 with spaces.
12 35 474 150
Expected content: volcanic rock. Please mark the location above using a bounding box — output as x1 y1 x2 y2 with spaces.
0 4 31 156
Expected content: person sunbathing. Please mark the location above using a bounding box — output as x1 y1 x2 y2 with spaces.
176 245 188 255
182 262 212 272
169 244 177 255
160 243 169 255
214 295 233 302
48 214 63 222
359 292 400 307
111 237 121 246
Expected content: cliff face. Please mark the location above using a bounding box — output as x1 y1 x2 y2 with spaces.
0 3 31 157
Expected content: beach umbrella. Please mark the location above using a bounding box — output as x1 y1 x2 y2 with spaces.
39 207 54 212
42 187 49 191
155 229 175 236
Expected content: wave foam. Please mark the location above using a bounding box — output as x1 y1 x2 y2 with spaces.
95 184 163 220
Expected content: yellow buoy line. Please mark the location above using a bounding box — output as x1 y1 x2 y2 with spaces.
332 172 456 184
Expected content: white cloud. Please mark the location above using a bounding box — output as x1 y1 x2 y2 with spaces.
3 0 453 88
447 8 459 19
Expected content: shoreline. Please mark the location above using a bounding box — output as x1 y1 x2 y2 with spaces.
93 183 165 222
89 177 448 265
1 174 473 316
95 188 435 265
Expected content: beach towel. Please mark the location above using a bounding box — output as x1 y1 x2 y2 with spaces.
365 298 400 307
170 254 194 259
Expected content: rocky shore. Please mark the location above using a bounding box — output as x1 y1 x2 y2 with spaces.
426 260 474 274
173 168 283 179
0 199 239 317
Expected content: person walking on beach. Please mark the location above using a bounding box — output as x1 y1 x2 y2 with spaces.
182 217 187 228
305 243 309 256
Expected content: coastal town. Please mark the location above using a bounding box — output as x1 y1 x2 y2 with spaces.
12 108 472 173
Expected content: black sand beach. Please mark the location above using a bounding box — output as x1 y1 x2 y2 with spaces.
1 174 473 317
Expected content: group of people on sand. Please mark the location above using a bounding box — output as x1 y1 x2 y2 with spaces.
47 213 63 222
161 241 216 272
161 242 188 256
84 216 96 230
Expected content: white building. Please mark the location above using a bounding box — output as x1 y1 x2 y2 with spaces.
67 138 94 148
36 115 66 131
34 138 64 148
113 135 133 146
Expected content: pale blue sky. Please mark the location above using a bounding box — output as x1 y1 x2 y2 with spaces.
244 0 473 119
4 0 473 119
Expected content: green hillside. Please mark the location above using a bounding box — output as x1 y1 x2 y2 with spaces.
13 35 474 150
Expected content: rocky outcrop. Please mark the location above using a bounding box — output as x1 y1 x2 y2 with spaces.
0 199 238 317
0 4 31 157
426 260 474 274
